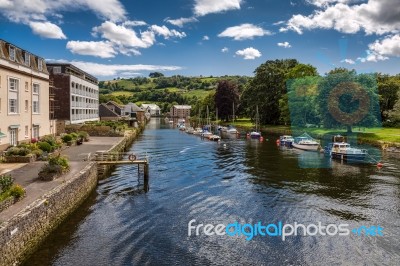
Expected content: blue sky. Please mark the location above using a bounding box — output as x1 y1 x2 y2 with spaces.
1 0 399 80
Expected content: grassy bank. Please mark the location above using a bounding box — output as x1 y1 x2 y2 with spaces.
226 118 400 146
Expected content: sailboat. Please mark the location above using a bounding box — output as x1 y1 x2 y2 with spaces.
250 105 261 139
201 106 213 138
220 102 239 135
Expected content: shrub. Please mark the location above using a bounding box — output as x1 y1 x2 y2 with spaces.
40 135 57 146
48 154 70 171
0 174 14 192
31 138 38 143
9 184 25 199
31 149 44 158
70 132 78 140
6 147 31 156
62 134 73 143
78 131 89 141
38 141 53 153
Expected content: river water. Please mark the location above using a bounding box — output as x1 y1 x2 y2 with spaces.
27 118 400 265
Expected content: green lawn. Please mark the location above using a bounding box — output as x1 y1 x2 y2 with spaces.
225 118 400 144
183 89 214 99
110 91 134 97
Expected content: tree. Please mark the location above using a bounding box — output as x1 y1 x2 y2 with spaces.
317 68 380 133
377 74 400 122
149 72 164 78
241 59 299 125
214 80 239 121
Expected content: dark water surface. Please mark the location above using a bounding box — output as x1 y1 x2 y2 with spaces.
26 119 400 265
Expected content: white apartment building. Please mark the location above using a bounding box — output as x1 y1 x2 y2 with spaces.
0 39 52 151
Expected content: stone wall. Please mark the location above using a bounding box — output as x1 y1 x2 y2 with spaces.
0 162 98 266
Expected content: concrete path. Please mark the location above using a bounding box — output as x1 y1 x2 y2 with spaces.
0 137 122 223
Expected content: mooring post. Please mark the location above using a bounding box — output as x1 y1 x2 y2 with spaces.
144 161 149 192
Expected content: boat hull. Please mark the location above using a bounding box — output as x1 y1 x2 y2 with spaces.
292 143 319 151
331 152 367 161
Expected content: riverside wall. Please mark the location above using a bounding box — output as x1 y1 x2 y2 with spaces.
0 127 143 266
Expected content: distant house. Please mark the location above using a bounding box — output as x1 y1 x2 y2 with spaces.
99 103 121 121
104 101 125 116
99 101 146 126
142 104 161 116
170 105 191 118
125 102 145 123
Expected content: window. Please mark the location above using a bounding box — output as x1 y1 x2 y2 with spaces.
38 58 43 71
9 46 15 61
32 83 40 114
53 66 61 74
25 126 29 138
25 100 28 112
24 52 30 66
25 81 29 91
33 126 39 139
8 78 19 114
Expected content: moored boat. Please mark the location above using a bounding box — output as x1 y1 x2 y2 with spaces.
324 135 368 161
292 133 320 151
208 134 221 141
279 135 294 147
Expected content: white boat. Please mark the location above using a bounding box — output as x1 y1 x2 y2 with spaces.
178 124 186 131
186 127 194 134
208 134 221 141
279 135 294 147
324 135 368 161
292 133 320 151
250 105 261 139
193 127 203 135
201 130 213 138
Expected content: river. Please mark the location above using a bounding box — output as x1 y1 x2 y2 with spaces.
26 118 400 265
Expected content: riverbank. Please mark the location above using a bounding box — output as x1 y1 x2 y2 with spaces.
228 119 400 149
0 127 143 266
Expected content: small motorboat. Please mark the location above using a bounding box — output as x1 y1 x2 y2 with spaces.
324 135 368 161
279 135 294 147
292 133 320 151
208 135 221 141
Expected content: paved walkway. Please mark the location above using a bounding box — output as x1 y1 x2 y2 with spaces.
0 137 122 223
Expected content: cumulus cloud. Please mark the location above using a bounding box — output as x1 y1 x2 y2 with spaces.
281 0 400 35
203 35 210 41
368 34 400 57
306 0 352 7
122 20 147 27
46 59 183 77
66 41 117 58
150 25 186 39
218 23 272 40
194 0 242 16
222 47 229 53
0 0 127 39
340 58 356 64
277 42 291 48
235 47 262 60
29 21 67 39
357 50 389 62
165 17 198 27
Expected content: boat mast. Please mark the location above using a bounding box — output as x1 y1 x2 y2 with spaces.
232 102 235 123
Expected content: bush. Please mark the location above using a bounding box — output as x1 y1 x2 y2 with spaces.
38 141 53 153
40 135 57 146
70 132 78 140
9 184 25 199
6 147 31 156
48 154 70 171
78 131 90 141
62 134 73 143
31 149 44 158
0 174 14 192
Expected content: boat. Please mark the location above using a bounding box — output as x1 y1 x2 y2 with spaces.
193 127 203 135
201 130 213 138
292 133 320 151
178 124 186 131
249 105 261 139
279 135 294 147
208 134 221 141
186 127 194 134
324 135 368 161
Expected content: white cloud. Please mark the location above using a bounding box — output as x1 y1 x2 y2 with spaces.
235 47 262 60
218 23 272 40
66 41 116 58
340 58 356 64
277 41 291 48
150 25 186 39
194 0 242 16
306 0 352 7
0 0 127 39
93 21 155 48
46 60 183 77
368 34 400 57
122 20 147 27
165 17 198 27
282 0 400 36
29 21 66 39
203 35 210 41
222 47 229 53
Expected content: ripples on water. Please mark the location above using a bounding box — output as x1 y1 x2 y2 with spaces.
27 119 400 266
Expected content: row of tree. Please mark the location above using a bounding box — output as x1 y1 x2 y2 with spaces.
195 59 399 130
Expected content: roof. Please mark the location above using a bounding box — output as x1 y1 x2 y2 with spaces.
173 105 192 109
46 63 98 82
99 103 120 117
142 104 161 110
125 102 144 112
106 101 124 108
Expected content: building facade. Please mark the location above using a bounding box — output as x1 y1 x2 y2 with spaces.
142 103 161 116
0 39 52 151
46 63 99 124
170 105 191 118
